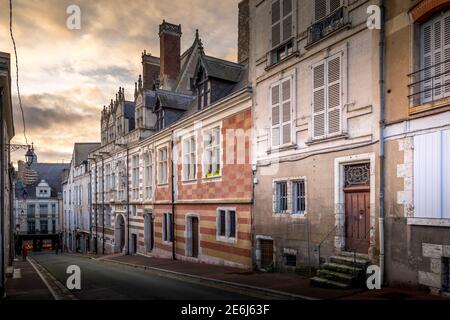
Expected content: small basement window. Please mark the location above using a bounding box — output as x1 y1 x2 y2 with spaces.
444 258 450 293
284 254 297 267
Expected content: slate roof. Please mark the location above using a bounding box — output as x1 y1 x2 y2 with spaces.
156 90 195 111
144 90 157 109
15 162 70 199
202 56 244 83
73 143 101 167
124 101 135 119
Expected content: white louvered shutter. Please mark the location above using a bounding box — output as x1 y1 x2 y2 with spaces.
433 19 443 100
282 0 292 42
315 0 327 21
329 0 341 13
313 62 326 138
271 84 281 147
327 55 342 135
272 0 281 48
422 22 433 103
443 14 450 97
281 78 292 145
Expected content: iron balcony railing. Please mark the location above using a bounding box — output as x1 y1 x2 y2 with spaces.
307 7 348 45
408 58 450 106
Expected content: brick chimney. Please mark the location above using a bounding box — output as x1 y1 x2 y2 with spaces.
237 0 250 65
159 20 181 90
141 50 160 90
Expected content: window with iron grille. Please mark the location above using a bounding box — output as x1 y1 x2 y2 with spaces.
217 209 237 241
293 180 306 214
275 181 288 213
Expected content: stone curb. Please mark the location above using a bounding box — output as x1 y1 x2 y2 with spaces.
102 258 318 300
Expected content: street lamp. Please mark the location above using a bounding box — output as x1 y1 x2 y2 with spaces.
25 144 35 166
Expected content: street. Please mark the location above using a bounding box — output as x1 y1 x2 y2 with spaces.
30 253 257 300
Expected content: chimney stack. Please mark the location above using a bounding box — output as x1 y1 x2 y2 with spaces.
142 50 160 90
159 20 182 90
237 0 250 65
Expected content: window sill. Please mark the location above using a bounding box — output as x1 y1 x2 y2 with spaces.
407 218 450 228
305 133 349 145
216 236 237 244
265 51 300 72
272 212 307 218
181 179 197 185
202 175 222 182
157 183 169 187
409 96 450 115
267 143 297 155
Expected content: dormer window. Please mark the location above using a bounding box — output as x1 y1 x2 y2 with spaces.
195 66 211 110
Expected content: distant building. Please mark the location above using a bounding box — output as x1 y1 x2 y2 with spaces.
0 51 15 298
62 143 100 253
14 160 69 252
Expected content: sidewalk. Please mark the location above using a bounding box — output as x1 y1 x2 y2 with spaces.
4 257 53 300
105 254 449 300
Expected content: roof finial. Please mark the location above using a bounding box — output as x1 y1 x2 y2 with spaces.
195 29 199 40
138 74 143 90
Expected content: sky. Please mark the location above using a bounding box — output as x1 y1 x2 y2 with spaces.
0 0 239 164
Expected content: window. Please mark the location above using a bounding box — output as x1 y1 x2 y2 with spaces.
271 41 293 65
314 0 342 22
27 204 35 218
275 182 288 213
271 77 293 147
413 130 450 219
157 147 168 184
157 108 165 130
204 127 221 177
419 11 450 104
293 180 306 214
131 154 140 199
271 0 293 48
162 213 173 242
183 136 197 181
52 219 56 234
51 204 56 217
312 54 342 139
40 219 48 234
217 209 237 241
39 204 48 218
284 253 297 267
144 152 153 199
105 164 111 194
117 160 125 200
27 220 35 234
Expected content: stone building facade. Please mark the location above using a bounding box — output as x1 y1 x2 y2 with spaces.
62 143 100 253
89 16 253 268
383 0 450 294
0 51 15 298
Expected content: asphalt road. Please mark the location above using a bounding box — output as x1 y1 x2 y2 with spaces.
31 252 257 300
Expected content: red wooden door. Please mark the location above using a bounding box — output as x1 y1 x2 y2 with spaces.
345 188 370 253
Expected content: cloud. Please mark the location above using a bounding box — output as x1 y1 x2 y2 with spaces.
4 0 239 163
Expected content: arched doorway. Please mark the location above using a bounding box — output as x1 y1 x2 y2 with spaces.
114 214 126 253
144 213 154 253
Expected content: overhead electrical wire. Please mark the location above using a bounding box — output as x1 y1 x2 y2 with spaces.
9 0 29 146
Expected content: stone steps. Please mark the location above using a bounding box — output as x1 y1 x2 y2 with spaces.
311 254 371 289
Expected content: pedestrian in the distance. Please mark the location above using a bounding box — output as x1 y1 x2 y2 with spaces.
22 244 28 261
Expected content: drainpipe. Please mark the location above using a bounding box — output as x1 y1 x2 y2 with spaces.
94 159 98 254
101 156 105 255
171 132 176 260
126 147 130 255
88 160 93 252
378 0 386 286
0 87 5 298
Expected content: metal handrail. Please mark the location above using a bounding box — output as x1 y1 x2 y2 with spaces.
350 226 374 280
317 224 338 267
407 58 450 77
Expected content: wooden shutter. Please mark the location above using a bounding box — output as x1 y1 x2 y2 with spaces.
271 84 281 146
433 19 443 100
313 63 326 138
282 0 292 42
422 22 433 103
281 78 292 144
315 0 327 21
414 132 442 219
329 0 341 13
272 0 281 47
444 14 450 97
327 55 342 135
